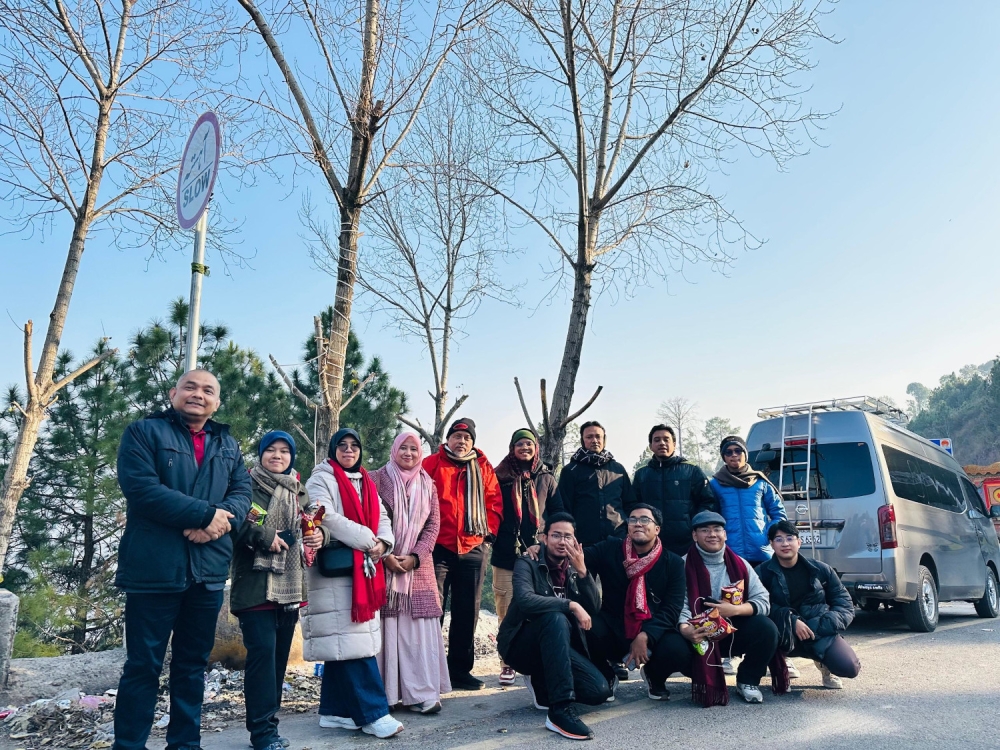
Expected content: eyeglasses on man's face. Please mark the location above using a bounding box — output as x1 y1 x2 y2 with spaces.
547 531 576 542
771 535 800 545
627 516 655 527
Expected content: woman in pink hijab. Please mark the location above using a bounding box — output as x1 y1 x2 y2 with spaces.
372 432 451 713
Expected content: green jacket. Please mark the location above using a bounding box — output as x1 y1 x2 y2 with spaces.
229 479 311 613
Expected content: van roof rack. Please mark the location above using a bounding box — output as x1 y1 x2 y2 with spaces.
757 396 910 426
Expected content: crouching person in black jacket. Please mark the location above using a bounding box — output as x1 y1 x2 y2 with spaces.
497 512 611 741
757 521 861 689
583 504 688 701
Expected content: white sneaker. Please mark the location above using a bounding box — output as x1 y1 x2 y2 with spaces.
605 675 619 703
722 658 737 676
362 714 404 738
736 683 763 703
408 699 442 714
523 675 548 710
787 661 801 679
818 664 843 689
319 715 360 730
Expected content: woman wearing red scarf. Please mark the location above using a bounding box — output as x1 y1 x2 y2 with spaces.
302 428 401 738
491 428 558 685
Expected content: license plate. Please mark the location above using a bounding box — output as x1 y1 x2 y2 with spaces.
799 530 824 545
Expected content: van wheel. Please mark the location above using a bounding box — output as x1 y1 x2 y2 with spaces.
903 565 939 632
974 568 999 618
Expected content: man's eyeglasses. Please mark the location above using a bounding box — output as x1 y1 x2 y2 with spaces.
548 532 576 541
627 517 655 527
723 448 744 457
771 535 799 545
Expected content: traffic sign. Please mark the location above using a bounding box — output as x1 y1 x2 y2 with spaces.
929 438 953 455
176 111 220 230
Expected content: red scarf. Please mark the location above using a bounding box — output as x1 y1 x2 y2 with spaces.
685 546 789 707
622 536 662 639
328 459 387 623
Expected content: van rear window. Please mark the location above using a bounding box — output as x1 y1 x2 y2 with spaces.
748 442 876 499
881 445 965 512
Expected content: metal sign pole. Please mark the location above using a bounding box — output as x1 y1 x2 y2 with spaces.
184 208 209 372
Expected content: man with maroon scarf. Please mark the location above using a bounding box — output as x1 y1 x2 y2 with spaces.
678 511 786 705
582 504 689 701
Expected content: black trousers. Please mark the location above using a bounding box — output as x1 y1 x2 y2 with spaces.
113 583 224 750
716 614 779 686
434 543 487 676
504 612 611 707
586 612 692 688
789 635 861 678
238 607 300 750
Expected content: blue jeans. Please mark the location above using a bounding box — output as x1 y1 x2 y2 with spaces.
113 584 224 750
319 656 390 726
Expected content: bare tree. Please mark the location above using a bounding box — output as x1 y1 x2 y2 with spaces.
328 75 515 448
0 0 228 570
658 397 699 458
474 0 832 465
236 0 493 452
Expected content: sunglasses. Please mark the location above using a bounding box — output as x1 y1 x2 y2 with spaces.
723 448 745 456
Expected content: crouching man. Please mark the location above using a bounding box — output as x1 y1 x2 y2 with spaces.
757 521 861 688
583 504 689 701
497 513 611 741
678 511 788 706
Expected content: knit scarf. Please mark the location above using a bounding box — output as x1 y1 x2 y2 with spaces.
494 452 541 529
384 435 433 613
623 536 663 639
445 446 488 537
685 546 789 706
713 463 776 492
571 446 615 467
249 465 305 605
327 459 387 623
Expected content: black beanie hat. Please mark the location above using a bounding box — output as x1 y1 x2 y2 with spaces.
720 435 748 457
447 417 477 444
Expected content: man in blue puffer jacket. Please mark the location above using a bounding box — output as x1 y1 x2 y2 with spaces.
708 435 786 564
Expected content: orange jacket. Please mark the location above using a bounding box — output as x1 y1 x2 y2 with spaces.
423 446 502 554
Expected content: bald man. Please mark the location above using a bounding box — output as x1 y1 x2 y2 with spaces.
113 369 252 750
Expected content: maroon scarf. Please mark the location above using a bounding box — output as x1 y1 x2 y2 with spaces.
494 451 541 528
623 537 662 639
685 546 789 707
328 459 387 623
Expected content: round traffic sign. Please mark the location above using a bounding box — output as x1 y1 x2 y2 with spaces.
176 111 221 230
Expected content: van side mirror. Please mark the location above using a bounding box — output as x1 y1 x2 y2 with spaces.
990 505 1000 519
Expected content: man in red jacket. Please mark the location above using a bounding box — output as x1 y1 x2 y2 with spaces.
423 418 502 690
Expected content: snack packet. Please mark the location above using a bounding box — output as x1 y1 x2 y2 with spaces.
721 580 745 606
687 607 736 642
246 502 268 526
300 504 326 567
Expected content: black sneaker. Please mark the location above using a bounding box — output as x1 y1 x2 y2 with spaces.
450 672 485 691
545 704 594 741
640 666 669 701
613 662 629 681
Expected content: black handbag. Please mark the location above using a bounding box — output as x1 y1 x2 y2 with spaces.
317 540 355 578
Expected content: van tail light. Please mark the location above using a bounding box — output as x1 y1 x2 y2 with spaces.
784 438 816 447
878 505 897 550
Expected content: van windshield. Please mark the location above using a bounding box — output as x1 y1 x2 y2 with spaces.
748 442 876 500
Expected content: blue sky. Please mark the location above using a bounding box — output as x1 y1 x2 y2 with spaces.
2 2 998 469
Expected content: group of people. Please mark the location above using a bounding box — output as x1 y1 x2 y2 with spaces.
109 369 861 750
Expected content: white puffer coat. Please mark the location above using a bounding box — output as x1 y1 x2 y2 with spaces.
301 461 394 662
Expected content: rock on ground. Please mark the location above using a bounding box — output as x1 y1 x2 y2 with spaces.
0 648 125 707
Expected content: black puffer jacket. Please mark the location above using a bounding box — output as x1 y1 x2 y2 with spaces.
115 409 252 593
757 555 855 660
550 458 631 545
629 456 717 556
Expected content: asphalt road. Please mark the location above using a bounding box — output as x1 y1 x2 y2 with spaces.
202 602 999 750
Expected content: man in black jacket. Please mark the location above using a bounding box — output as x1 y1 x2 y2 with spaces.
550 421 630 545
629 424 717 556
757 521 861 689
113 369 252 750
497 512 611 741
583 504 689 701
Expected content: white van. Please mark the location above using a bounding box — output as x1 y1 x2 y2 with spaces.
746 397 1000 632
